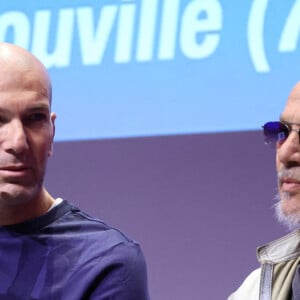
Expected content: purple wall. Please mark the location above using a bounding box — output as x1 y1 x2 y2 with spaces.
45 130 287 299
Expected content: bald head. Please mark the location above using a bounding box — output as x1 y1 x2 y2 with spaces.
280 82 300 125
0 43 52 105
287 82 300 105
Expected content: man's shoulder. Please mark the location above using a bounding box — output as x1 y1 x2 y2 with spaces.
57 202 149 298
51 200 142 257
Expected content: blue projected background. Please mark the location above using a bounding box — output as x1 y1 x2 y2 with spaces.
0 0 299 141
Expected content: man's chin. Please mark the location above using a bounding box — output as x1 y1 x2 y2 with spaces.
274 192 300 231
0 184 39 206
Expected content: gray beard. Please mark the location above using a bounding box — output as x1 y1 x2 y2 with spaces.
274 192 300 231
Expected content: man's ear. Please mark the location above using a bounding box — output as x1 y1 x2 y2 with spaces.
48 147 53 157
48 112 56 157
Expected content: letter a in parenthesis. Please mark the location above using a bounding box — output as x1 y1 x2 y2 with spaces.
278 0 300 52
247 0 270 72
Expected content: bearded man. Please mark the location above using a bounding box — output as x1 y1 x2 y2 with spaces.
229 82 300 299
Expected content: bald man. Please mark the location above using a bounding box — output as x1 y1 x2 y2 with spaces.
229 83 300 299
0 43 149 300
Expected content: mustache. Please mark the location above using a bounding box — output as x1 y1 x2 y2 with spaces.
278 167 300 181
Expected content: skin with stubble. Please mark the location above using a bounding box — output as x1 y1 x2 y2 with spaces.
275 82 300 229
0 43 56 225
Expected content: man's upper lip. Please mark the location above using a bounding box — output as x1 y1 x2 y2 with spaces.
281 177 300 184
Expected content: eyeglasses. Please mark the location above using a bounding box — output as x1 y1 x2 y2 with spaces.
262 121 300 147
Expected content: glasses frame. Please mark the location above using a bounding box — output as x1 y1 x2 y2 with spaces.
262 121 300 147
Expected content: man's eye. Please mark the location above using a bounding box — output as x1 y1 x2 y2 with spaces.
0 116 8 124
29 113 47 121
23 113 48 126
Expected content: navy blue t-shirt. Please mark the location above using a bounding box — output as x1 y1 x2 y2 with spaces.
0 200 149 300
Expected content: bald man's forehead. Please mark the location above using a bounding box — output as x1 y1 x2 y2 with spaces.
280 82 300 123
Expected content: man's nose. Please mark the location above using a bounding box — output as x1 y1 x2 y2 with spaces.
2 120 29 155
277 130 300 166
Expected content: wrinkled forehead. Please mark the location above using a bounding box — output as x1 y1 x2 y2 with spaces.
0 68 51 107
281 82 300 122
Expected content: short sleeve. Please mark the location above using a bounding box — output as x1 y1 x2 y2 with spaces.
89 241 150 300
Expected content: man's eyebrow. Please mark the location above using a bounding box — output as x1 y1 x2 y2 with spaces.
0 108 10 114
26 104 50 112
0 104 50 116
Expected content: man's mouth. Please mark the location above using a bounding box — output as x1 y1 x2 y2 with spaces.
0 165 31 176
280 177 300 192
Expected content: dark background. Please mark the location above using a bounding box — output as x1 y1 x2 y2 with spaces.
45 130 286 299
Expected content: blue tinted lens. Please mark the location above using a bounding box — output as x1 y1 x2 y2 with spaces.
262 121 289 146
